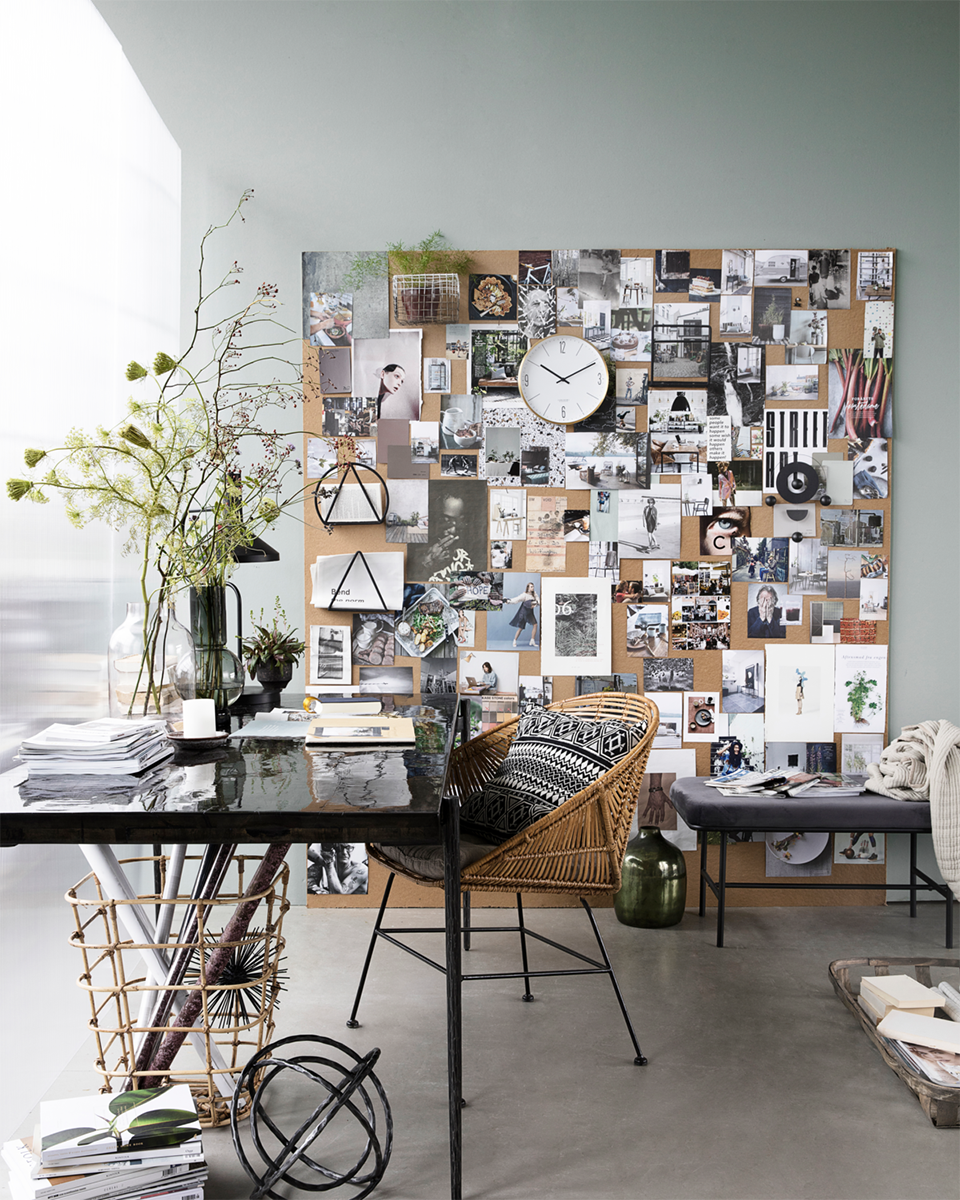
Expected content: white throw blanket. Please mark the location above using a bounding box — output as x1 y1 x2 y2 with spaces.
865 719 960 901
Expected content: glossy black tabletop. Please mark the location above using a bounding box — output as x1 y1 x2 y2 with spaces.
0 695 459 846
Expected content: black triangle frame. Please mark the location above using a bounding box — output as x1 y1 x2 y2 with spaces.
327 550 390 611
313 462 390 530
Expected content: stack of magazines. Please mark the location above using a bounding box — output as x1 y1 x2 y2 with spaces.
2 1084 206 1200
18 719 173 777
705 768 866 798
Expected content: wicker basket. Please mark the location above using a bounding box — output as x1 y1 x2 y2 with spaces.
829 957 960 1128
67 853 289 1126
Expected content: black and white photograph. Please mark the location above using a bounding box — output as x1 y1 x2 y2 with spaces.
648 387 708 472
564 430 649 489
721 249 754 294
357 665 415 694
617 486 682 558
405 480 488 582
420 655 458 694
423 356 451 394
469 273 517 322
721 649 765 714
588 541 619 580
484 426 521 477
732 536 789 583
856 250 894 300
445 324 470 359
788 538 828 593
575 674 637 696
519 445 550 486
445 571 504 610
307 844 368 895
643 658 694 693
410 420 439 464
626 604 669 657
765 365 819 400
352 329 423 421
351 612 395 668
579 249 621 303
490 488 526 540
582 300 612 348
517 282 557 339
752 288 792 344
309 624 351 686
486 571 541 651
651 303 710 380
688 268 722 301
320 395 377 438
439 393 482 449
808 249 851 309
470 328 526 390
706 343 765 453
315 345 353 394
615 406 636 432
552 249 579 289
737 345 763 385
810 600 845 645
556 286 581 326
518 675 553 713
718 294 752 336
616 367 648 405
519 250 552 289
754 250 808 285
540 577 612 676
458 650 519 696
440 452 478 478
490 540 513 569
619 256 654 307
384 479 428 543
610 308 654 361
655 250 691 293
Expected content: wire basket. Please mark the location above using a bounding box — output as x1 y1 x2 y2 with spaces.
67 853 289 1126
392 273 460 325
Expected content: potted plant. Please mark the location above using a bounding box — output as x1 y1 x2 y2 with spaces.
760 296 786 341
242 599 306 688
346 232 473 325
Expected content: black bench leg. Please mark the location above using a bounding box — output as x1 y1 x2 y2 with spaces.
463 889 471 952
909 833 918 918
699 832 708 917
716 833 728 948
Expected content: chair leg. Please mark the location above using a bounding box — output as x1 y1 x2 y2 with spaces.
580 898 647 1065
463 889 471 952
346 871 395 1029
516 893 535 1002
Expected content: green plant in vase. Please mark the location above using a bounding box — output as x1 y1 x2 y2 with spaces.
241 599 306 687
7 192 310 719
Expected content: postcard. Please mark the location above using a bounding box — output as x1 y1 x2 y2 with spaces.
764 644 836 742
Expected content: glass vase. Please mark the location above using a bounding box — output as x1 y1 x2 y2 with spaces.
613 826 687 929
190 585 244 730
108 601 196 719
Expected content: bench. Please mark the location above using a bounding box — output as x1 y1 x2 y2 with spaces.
669 776 956 948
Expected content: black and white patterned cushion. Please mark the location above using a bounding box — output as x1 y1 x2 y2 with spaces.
460 707 647 844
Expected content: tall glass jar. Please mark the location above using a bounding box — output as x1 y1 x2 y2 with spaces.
613 826 687 929
108 601 196 719
190 585 244 730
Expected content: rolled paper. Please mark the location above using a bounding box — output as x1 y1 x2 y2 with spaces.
182 697 216 738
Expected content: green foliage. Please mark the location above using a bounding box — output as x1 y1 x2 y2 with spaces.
43 1087 190 1153
241 597 306 673
345 231 472 290
761 296 786 327
844 670 880 723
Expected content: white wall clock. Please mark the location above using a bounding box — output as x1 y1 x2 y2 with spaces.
518 334 608 425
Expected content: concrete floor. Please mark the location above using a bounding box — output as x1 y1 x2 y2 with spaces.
4 903 957 1200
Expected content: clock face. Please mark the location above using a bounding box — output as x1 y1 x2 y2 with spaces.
518 335 608 425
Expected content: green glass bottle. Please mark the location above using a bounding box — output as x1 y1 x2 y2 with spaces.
614 826 687 928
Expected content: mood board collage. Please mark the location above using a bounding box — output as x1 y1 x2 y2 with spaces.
301 247 894 867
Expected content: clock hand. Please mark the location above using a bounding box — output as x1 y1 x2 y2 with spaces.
552 362 595 384
538 363 569 383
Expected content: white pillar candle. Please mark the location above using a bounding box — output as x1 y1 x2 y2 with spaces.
182 698 217 738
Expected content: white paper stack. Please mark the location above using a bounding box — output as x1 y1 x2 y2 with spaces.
18 720 173 776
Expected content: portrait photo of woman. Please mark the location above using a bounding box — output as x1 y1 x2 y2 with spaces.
352 330 423 421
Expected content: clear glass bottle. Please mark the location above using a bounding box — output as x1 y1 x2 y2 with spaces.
108 601 196 719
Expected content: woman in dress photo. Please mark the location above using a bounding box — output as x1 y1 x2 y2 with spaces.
506 581 540 648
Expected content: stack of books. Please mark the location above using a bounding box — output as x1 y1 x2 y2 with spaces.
859 975 960 1088
705 769 865 798
3 1085 206 1200
18 720 173 777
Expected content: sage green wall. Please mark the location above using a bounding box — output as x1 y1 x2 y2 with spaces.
93 0 959 730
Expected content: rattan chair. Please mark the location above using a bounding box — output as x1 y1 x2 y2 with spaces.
347 692 659 1064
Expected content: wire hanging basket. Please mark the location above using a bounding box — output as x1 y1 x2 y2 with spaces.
392 273 460 325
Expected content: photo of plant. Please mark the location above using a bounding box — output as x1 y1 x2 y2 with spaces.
835 644 888 733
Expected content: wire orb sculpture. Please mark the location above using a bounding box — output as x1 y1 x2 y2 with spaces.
230 1035 392 1199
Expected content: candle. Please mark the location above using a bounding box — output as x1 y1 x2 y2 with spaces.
182 698 217 739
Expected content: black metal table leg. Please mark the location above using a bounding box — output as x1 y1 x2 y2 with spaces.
717 833 728 948
699 831 708 916
909 833 918 918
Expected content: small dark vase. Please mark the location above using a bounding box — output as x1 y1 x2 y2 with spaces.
614 826 687 929
255 661 294 688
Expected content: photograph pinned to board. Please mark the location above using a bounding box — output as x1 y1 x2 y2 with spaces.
615 406 637 432
682 692 723 743
454 607 476 648
308 290 353 347
469 274 517 322
727 713 765 770
784 309 827 363
351 613 395 668
556 286 581 326
810 600 845 645
807 250 851 309
718 294 752 336
525 494 566 574
445 324 470 359
710 736 749 778
864 299 894 359
617 485 682 558
764 643 836 743
788 538 828 594
579 249 621 304
834 644 888 735
440 452 479 478
642 560 671 601
611 309 653 362
841 732 884 776
625 605 669 658
582 300 612 348
551 249 578 289
405 479 489 583
765 365 819 401
320 395 378 439
721 649 765 714
835 832 884 864
732 537 789 583
309 625 351 686
519 249 552 288
485 425 522 478
745 581 789 639
308 843 368 895
352 329 423 421
827 549 863 599
563 508 590 541
575 673 638 696
420 655 458 695
847 437 889 500
458 650 519 696
490 541 513 569
590 489 619 541
517 281 557 339
520 445 550 486
707 457 763 507
652 693 683 749
650 303 710 381
721 249 754 295
631 748 698 851
539 576 612 676
564 430 647 490
707 343 765 441
410 421 440 464
311 550 404 612
445 571 504 610
688 268 722 301
384 479 428 544
752 287 792 344
490 488 527 540
828 348 893 440
613 579 641 603
423 357 451 394
315 345 353 394
486 572 541 652
588 541 619 580
655 250 691 293
643 658 694 693
518 674 553 713
619 255 654 306
357 665 415 695
856 250 894 301
440 393 483 449
859 577 888 620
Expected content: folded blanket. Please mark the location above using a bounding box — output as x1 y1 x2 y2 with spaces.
865 719 960 901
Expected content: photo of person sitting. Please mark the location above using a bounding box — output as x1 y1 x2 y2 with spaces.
746 584 786 639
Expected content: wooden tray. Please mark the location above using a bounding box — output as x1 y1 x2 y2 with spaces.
829 956 960 1128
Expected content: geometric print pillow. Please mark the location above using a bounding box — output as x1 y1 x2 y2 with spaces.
459 706 648 845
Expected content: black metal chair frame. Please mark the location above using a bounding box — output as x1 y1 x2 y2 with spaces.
346 872 647 1066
